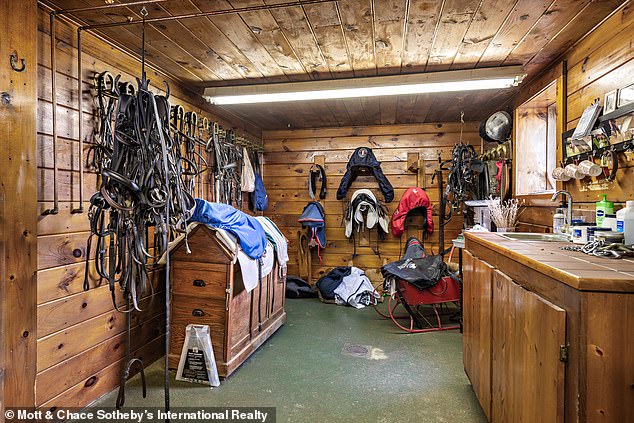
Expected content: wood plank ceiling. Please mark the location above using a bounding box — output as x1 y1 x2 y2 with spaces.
45 0 627 129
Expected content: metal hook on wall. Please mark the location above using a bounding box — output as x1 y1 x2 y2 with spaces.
10 51 26 72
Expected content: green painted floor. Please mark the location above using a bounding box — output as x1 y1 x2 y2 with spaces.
92 298 486 422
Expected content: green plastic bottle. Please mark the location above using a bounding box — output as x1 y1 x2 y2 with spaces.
596 195 614 227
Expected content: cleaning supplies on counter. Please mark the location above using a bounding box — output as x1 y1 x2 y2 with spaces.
588 227 611 242
571 223 593 244
616 200 634 244
595 195 614 227
572 216 585 225
602 214 618 231
553 208 566 235
553 207 566 234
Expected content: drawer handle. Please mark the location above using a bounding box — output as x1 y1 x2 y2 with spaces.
193 279 206 287
192 309 205 317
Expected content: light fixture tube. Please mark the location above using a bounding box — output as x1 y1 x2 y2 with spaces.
204 66 525 105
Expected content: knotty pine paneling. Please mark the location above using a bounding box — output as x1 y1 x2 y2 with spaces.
38 335 165 411
515 1 634 229
1 0 38 409
262 123 478 282
34 7 259 408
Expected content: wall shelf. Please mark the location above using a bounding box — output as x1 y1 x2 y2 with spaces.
563 138 634 165
562 101 634 165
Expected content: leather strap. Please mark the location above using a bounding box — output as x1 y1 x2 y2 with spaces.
258 259 263 332
309 164 327 199
297 230 310 281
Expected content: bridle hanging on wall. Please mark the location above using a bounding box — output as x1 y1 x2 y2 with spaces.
210 125 242 207
82 7 191 419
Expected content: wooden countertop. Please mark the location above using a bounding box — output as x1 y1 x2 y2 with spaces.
465 232 634 293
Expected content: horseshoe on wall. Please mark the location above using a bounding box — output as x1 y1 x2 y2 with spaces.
10 51 25 72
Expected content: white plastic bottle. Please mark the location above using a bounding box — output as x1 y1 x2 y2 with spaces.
553 208 566 235
616 201 634 245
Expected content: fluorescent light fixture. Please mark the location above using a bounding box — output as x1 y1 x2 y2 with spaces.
204 66 525 105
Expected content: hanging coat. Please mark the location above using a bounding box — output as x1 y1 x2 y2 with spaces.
250 173 268 211
391 187 434 238
336 147 394 202
241 147 255 192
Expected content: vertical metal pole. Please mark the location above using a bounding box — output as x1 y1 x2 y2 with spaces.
43 13 59 215
437 152 445 255
72 28 84 213
459 248 463 333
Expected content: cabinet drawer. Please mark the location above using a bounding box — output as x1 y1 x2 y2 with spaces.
169 318 225 365
171 261 229 298
170 293 227 361
171 293 227 327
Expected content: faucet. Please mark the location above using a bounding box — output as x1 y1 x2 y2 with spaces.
551 190 573 227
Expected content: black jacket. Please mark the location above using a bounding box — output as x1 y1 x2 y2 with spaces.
316 266 353 300
336 147 394 202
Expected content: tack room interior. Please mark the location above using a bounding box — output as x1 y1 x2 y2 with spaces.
1 0 633 422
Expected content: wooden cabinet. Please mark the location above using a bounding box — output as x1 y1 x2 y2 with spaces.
464 235 634 423
491 270 566 423
167 224 286 378
463 253 566 423
462 251 494 420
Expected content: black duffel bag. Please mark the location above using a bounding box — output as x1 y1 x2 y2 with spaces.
286 276 318 299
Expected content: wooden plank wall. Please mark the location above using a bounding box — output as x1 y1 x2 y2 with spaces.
563 2 634 208
35 7 258 409
516 2 634 229
0 0 38 411
262 123 480 283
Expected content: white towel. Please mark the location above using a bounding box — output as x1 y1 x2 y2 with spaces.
255 216 289 267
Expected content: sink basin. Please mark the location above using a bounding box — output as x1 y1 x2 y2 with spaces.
497 232 570 242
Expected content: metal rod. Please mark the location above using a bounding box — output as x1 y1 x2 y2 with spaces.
72 28 84 214
436 151 445 255
79 0 338 30
52 0 168 16
43 13 59 216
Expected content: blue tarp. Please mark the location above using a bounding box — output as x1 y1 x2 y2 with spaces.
189 199 267 259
